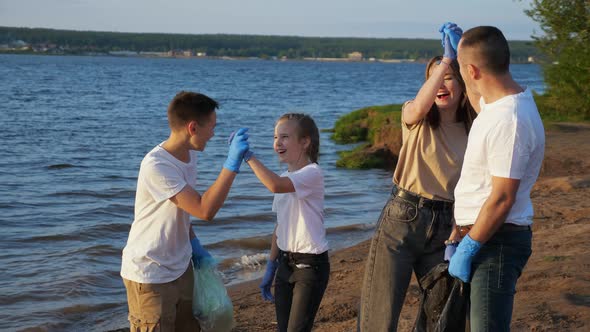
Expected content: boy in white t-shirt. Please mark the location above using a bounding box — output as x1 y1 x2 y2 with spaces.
244 113 329 332
120 91 250 331
443 26 545 331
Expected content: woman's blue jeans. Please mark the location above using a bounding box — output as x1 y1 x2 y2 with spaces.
469 228 532 332
358 188 454 331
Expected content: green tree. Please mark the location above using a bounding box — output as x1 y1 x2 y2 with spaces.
525 0 590 120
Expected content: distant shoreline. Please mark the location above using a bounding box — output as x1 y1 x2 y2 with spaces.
0 52 539 65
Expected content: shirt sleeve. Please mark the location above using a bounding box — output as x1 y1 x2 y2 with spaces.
401 100 423 132
287 166 323 200
141 159 187 203
487 120 531 180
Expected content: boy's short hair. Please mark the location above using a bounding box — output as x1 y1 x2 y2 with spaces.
167 91 219 130
461 26 510 75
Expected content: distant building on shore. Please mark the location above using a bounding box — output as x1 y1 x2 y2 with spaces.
348 51 363 61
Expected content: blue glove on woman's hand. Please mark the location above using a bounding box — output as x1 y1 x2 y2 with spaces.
439 22 463 59
260 259 279 302
191 237 214 269
449 234 482 282
224 127 250 173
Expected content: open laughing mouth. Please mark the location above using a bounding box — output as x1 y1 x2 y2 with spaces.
436 92 450 101
276 149 286 155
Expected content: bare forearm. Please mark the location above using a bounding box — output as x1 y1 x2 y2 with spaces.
404 59 450 123
246 156 294 193
468 195 514 243
199 168 237 220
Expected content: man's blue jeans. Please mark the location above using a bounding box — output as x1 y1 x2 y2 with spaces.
469 228 532 332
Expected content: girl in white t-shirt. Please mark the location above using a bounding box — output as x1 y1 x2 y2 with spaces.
244 113 329 332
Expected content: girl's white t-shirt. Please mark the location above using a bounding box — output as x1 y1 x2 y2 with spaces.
273 163 329 254
121 144 197 284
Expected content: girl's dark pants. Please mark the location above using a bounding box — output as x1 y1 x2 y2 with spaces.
275 250 330 332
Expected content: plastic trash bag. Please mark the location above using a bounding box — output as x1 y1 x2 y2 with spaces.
413 263 469 332
192 263 235 332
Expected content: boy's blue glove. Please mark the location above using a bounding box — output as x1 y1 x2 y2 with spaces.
260 259 279 302
224 127 250 173
449 234 482 282
190 237 214 269
228 130 254 162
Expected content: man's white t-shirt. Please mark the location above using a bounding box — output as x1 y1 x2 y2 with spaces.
273 163 329 254
454 88 545 226
121 144 197 283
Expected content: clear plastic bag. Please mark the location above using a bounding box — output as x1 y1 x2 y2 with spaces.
192 264 235 332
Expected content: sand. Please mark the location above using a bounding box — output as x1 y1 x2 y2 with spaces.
228 123 590 332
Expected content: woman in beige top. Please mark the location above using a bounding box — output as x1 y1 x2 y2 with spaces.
358 50 476 331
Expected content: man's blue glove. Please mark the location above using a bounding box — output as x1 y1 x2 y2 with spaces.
228 130 254 162
260 259 279 302
439 22 457 47
223 127 250 173
444 26 463 51
448 234 482 282
191 237 214 269
444 242 458 262
439 22 463 59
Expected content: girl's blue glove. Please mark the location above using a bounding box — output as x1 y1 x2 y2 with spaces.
260 259 279 302
449 234 482 282
224 127 249 173
191 237 214 269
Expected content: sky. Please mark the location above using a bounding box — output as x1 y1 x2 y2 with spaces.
0 0 542 40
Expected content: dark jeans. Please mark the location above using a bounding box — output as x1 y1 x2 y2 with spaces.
470 228 532 332
358 187 454 332
275 250 330 332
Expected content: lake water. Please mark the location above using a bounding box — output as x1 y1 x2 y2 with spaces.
0 54 545 331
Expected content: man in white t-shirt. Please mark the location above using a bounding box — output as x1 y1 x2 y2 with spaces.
445 26 545 331
120 91 249 331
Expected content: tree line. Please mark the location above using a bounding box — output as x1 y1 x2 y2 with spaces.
0 26 540 62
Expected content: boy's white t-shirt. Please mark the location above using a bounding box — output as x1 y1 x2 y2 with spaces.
454 88 545 226
273 163 329 254
121 143 197 283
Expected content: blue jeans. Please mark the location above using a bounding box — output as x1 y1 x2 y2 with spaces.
358 187 454 331
469 228 532 332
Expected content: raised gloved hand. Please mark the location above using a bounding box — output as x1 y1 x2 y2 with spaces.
439 22 463 59
191 237 214 269
448 234 482 282
228 130 254 162
260 259 279 302
444 241 458 262
224 127 250 173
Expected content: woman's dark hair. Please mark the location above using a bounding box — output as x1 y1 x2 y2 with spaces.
277 113 320 164
424 56 476 133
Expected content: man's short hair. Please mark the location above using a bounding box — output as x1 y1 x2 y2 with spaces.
167 91 219 129
461 26 510 75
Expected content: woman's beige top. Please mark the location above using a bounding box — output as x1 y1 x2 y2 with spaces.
393 102 469 201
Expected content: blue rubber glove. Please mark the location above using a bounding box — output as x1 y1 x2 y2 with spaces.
260 259 279 302
228 130 254 162
439 22 457 47
444 25 463 51
443 34 456 59
190 237 214 269
444 242 458 262
448 234 482 282
223 127 249 173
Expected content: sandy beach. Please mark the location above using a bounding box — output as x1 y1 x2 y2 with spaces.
228 123 590 332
